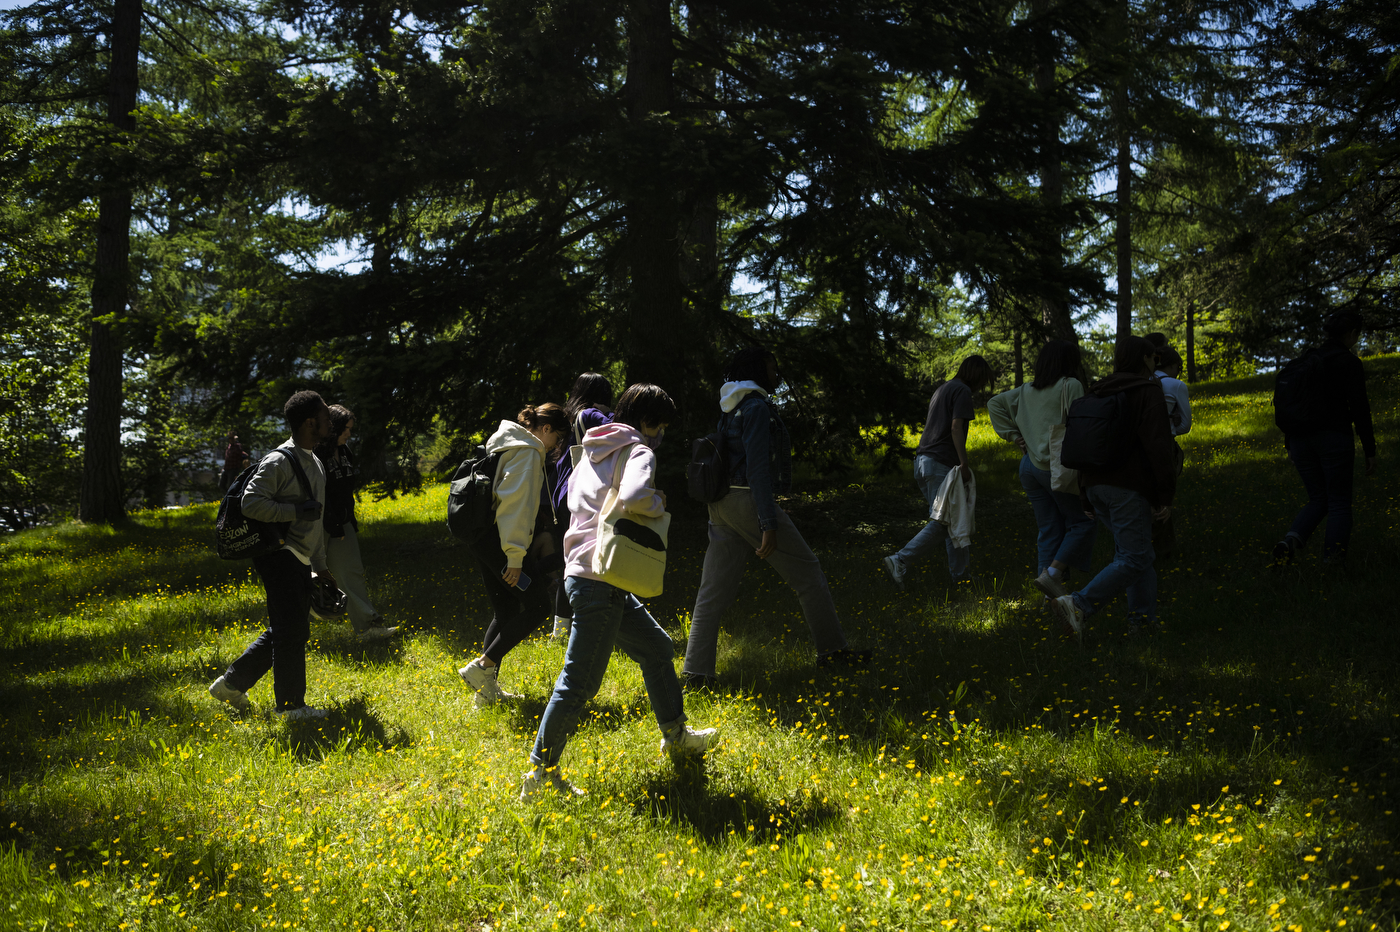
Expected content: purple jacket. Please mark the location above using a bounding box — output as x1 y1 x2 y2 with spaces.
553 407 613 513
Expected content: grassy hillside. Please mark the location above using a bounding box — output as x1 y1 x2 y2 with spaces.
2 356 1398 931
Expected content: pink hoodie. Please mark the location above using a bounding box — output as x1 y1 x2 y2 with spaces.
563 422 666 582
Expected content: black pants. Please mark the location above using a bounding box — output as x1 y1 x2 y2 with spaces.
472 527 551 666
224 549 312 710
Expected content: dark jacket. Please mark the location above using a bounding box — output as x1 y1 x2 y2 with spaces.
553 406 613 514
318 445 360 537
1286 340 1376 457
723 393 792 532
1078 373 1178 509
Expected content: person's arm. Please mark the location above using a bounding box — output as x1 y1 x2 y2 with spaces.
618 445 666 516
1345 355 1377 461
493 449 543 569
952 383 976 480
240 452 297 524
986 388 1023 448
740 398 778 531
1169 381 1191 436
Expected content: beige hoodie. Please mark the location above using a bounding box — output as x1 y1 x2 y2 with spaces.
485 420 547 569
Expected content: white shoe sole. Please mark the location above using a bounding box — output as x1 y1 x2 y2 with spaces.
1032 573 1068 599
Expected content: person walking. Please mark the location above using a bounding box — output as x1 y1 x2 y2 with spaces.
457 403 569 708
883 355 995 589
522 384 720 798
682 348 867 690
987 341 1097 598
315 405 398 642
1154 346 1191 437
548 373 615 644
1050 337 1177 640
219 430 248 493
208 391 337 719
1273 311 1378 565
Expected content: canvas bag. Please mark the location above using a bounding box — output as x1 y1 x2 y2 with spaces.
1047 378 1080 494
591 443 671 598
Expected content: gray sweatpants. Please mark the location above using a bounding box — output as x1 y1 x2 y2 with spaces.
325 524 379 632
682 489 849 677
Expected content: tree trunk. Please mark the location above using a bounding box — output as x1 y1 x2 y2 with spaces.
80 0 140 524
1034 0 1074 342
1114 80 1132 342
1186 300 1196 383
622 0 683 395
1014 330 1024 386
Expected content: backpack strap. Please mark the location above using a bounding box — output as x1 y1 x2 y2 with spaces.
270 448 314 503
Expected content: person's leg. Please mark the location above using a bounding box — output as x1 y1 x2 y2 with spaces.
326 525 377 633
714 492 850 656
613 595 686 735
1051 488 1097 574
893 456 954 567
224 550 309 703
1286 434 1329 547
1020 455 1065 575
530 578 625 769
682 499 752 678
1072 486 1155 621
1316 431 1355 560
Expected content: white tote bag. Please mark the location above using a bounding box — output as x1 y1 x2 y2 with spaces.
1048 378 1081 495
591 444 671 598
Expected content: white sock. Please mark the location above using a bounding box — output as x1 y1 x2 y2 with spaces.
1046 566 1060 578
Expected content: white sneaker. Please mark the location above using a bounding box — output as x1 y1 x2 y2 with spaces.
1051 595 1085 643
550 616 571 643
1032 569 1068 599
208 676 250 711
882 555 906 590
277 705 328 721
458 659 494 692
519 767 585 800
357 623 399 642
660 725 721 758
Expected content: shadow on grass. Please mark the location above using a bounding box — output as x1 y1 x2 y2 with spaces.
276 694 412 761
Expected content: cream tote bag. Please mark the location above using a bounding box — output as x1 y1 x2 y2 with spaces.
591 444 671 598
1048 378 1081 495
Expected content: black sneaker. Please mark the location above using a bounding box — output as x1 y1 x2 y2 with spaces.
1271 535 1300 565
817 648 871 669
680 672 717 693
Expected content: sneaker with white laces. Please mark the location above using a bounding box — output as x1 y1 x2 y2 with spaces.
1050 595 1085 643
357 623 399 642
550 616 572 644
660 725 721 759
1032 569 1068 599
208 675 250 711
519 767 585 800
277 705 328 721
882 555 907 590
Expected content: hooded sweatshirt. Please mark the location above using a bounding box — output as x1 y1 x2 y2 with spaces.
717 380 792 531
1077 373 1178 508
485 420 548 569
563 422 666 582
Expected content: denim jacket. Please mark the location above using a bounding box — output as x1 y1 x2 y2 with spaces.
723 393 792 531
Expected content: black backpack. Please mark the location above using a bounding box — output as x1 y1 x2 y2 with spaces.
446 449 503 541
1060 392 1131 471
1273 348 1328 435
214 449 314 560
687 414 732 503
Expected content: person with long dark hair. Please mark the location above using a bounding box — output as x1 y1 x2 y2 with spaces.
1273 311 1378 565
457 403 569 708
681 347 867 690
314 405 398 642
522 384 719 798
988 341 1097 598
548 373 615 643
884 355 994 589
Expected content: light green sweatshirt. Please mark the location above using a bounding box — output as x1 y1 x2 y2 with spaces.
986 377 1085 471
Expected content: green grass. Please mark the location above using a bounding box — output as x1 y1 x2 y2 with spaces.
3 357 1400 932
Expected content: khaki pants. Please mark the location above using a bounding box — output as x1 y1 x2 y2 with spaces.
325 524 379 632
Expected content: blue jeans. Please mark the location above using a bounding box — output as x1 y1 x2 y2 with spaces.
1072 485 1157 622
1286 431 1355 558
893 455 970 578
530 576 686 769
1019 456 1097 574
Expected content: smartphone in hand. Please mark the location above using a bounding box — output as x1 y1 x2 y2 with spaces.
502 563 532 591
